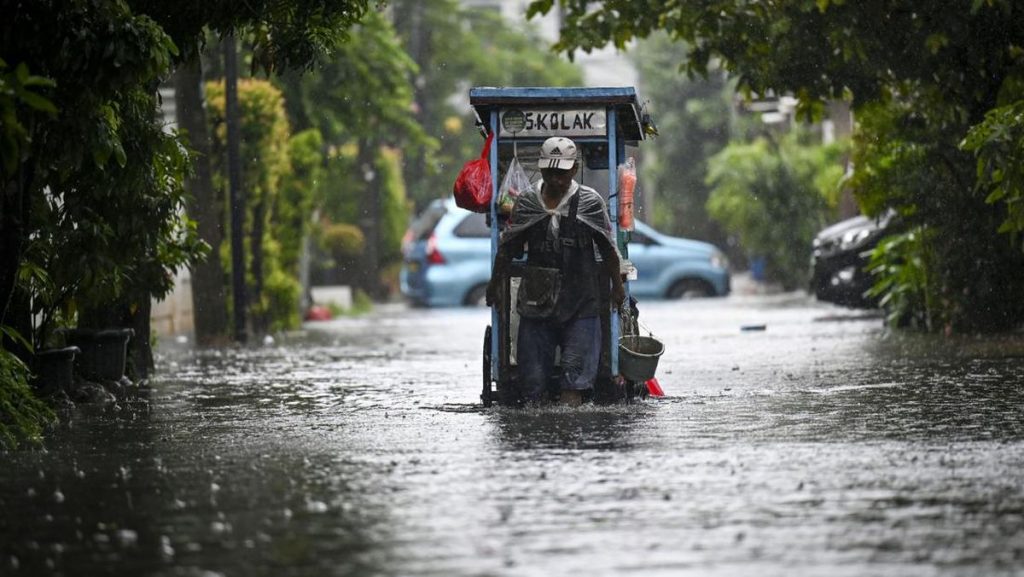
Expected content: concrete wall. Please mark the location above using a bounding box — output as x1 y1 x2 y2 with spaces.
151 267 194 338
151 85 196 339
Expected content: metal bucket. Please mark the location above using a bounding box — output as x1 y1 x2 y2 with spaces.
618 335 664 382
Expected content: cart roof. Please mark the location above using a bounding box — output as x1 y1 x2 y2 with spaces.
469 86 647 142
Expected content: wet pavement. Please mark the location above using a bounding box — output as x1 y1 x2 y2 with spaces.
2 292 1023 576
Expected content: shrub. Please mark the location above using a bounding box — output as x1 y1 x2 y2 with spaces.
706 132 846 289
0 337 55 450
865 227 936 330
322 222 366 258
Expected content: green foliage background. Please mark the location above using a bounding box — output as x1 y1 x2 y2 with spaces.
534 0 1024 332
0 345 55 450
1 0 374 445
1 0 201 447
850 95 1024 333
706 133 847 289
391 0 585 211
275 10 425 292
963 99 1024 246
279 128 325 274
206 78 300 332
633 33 733 245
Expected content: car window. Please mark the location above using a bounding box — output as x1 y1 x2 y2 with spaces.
408 203 446 241
629 230 657 246
453 212 490 238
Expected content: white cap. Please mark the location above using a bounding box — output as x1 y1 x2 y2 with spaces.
538 137 578 170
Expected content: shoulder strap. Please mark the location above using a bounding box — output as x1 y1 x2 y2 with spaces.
560 191 580 246
558 191 583 274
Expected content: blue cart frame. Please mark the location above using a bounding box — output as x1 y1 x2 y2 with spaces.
470 86 651 406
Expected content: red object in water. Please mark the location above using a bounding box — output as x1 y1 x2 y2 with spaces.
645 377 665 397
305 305 332 321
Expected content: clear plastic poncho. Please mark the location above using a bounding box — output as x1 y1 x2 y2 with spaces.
500 180 618 255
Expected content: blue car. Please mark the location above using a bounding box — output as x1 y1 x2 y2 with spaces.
401 198 492 307
400 198 730 307
626 220 731 299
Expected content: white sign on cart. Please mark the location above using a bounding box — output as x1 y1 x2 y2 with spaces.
499 108 607 138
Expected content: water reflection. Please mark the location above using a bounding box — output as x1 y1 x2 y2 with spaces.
490 404 652 451
2 301 1023 576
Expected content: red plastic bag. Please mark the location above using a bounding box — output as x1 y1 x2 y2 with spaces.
453 132 494 213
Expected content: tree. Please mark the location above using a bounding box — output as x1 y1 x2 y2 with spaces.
273 2 585 297
129 0 373 73
2 1 204 370
138 0 375 341
632 33 733 247
276 9 432 298
174 57 229 345
279 128 325 278
206 78 307 333
35 86 204 375
0 0 376 444
1 0 377 335
530 0 1024 332
376 146 412 294
848 95 1024 332
529 1 1016 114
0 58 56 359
706 131 846 289
962 100 1024 248
391 0 585 211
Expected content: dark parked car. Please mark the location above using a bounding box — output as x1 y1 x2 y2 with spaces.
811 212 895 308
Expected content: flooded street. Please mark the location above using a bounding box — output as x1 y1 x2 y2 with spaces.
3 293 1024 576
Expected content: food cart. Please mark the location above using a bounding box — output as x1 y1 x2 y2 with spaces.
469 86 657 406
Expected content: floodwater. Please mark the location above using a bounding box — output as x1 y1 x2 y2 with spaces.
2 293 1023 577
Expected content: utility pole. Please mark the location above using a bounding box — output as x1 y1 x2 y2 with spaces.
223 33 248 344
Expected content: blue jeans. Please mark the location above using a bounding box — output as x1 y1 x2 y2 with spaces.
517 315 601 402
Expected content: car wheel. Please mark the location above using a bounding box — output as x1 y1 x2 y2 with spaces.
666 278 714 299
464 284 488 307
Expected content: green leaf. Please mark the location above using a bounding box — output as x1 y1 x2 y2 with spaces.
924 34 949 54
21 75 56 88
14 62 29 83
526 0 555 19
1 325 33 353
113 141 127 167
985 188 1006 203
17 91 57 114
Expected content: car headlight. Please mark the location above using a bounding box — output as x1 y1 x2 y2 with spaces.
839 228 871 250
710 250 729 270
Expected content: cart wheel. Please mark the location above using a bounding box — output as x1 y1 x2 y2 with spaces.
481 325 493 407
